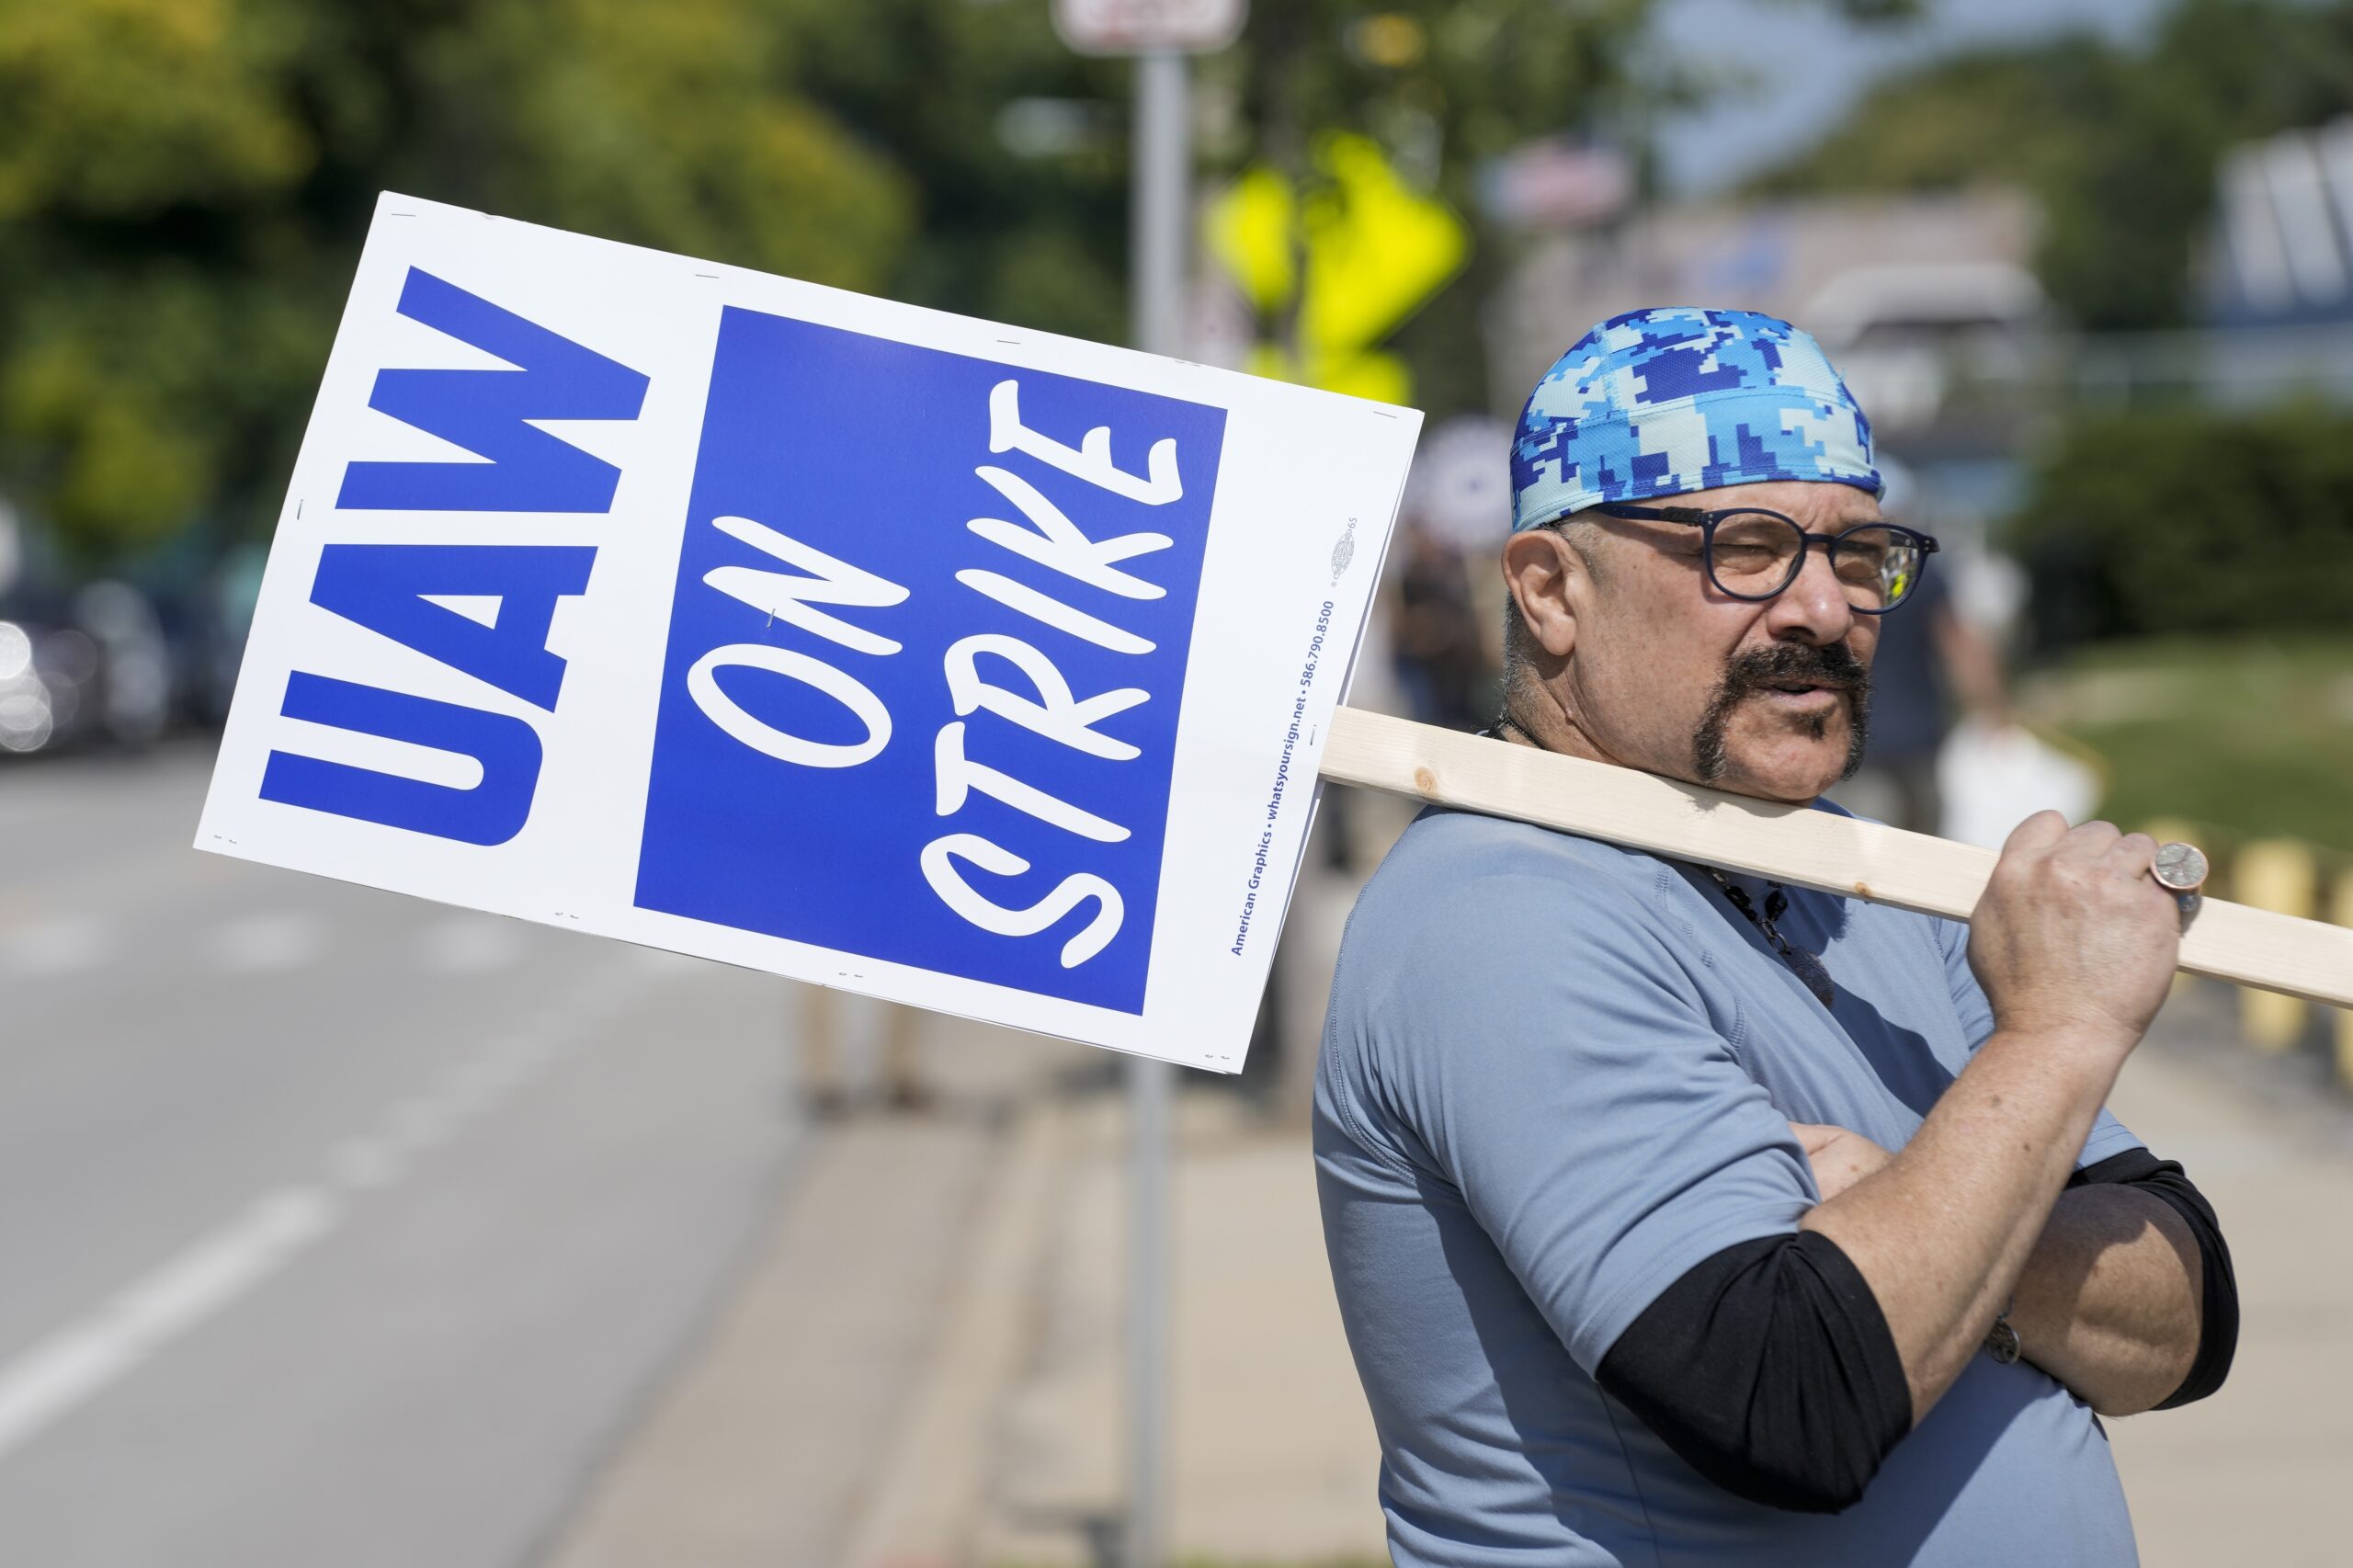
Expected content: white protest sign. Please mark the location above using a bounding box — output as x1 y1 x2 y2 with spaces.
198 194 1417 1072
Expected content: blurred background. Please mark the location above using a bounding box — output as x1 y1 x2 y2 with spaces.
4 0 2352 1564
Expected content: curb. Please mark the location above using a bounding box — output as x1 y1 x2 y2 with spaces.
837 1097 1067 1567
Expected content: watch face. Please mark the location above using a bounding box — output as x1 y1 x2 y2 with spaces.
1986 1318 2022 1365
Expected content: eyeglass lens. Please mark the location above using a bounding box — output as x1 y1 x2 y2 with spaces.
1707 514 1923 611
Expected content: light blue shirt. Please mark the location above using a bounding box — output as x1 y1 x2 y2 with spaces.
1315 807 2143 1567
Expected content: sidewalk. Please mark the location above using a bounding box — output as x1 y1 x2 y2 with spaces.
530 991 1388 1568
536 1002 1089 1568
2103 985 2353 1568
539 974 2353 1568
969 1090 1384 1567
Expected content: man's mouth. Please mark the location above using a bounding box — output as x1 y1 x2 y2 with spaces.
1753 680 1849 709
1694 645 1873 782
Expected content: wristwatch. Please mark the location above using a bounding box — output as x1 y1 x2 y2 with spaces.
1985 1300 2021 1365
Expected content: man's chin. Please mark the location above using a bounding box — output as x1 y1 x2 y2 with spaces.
1714 718 1857 801
1706 767 1839 805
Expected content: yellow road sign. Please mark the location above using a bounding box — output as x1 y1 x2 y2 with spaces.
1206 131 1469 398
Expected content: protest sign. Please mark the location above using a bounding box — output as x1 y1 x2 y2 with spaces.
198 194 1418 1072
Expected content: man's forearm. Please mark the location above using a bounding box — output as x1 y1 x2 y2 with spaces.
2012 1184 2200 1415
1800 1028 2120 1426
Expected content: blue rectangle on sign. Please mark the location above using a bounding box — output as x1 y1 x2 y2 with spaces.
634 308 1226 1014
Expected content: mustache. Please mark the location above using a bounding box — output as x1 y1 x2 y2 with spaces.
1724 642 1870 694
1690 641 1872 785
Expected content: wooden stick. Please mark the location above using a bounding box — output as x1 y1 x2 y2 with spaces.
1318 706 2353 1011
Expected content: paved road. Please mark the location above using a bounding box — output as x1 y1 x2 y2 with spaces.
0 744 804 1568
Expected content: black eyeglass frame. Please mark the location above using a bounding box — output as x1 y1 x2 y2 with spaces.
1576 502 1941 615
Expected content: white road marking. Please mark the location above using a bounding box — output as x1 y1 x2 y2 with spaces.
211 911 326 975
438 1039 544 1116
0 959 665 1465
0 1189 338 1462
0 915 108 979
327 1137 404 1192
382 1096 458 1153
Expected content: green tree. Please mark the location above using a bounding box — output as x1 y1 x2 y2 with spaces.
0 0 1917 567
762 0 1134 346
1754 0 2353 330
2008 399 2353 642
0 0 915 566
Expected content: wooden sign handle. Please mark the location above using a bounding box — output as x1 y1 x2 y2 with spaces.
1317 706 2353 1012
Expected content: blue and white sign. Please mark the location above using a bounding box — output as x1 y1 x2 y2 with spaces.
199 195 1417 1070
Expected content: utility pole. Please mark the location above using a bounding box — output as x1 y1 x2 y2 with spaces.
1051 7 1245 1563
1124 52 1186 1568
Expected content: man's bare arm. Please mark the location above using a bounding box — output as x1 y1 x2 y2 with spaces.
2012 1183 2200 1415
1800 1029 2121 1424
1797 812 2184 1426
1790 1132 2205 1416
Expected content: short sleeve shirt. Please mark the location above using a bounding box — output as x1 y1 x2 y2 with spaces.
1314 807 2141 1568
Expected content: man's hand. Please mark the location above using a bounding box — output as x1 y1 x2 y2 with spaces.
1790 1121 1891 1202
1966 812 2182 1057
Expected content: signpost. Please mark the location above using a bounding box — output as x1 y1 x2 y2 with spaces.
1121 41 1192 1568
1205 131 1471 403
1049 6 1245 1561
1051 0 1247 56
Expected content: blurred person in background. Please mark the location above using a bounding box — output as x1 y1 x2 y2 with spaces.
1830 463 2013 835
1387 417 1518 733
1317 308 2234 1568
797 988 929 1119
1389 517 1495 732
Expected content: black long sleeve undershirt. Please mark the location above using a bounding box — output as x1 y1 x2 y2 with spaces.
1597 1228 1910 1514
1596 1152 2237 1515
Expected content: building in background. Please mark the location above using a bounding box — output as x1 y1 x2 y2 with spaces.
1486 187 2045 452
2208 117 2353 330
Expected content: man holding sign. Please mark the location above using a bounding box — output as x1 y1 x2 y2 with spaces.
1315 309 2236 1565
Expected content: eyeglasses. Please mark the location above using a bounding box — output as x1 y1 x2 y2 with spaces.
1580 503 1939 614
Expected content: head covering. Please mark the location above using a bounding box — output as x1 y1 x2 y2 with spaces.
1509 306 1881 533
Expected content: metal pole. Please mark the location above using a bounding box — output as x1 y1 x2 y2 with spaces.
1126 49 1186 1568
1125 1050 1172 1568
1132 51 1188 361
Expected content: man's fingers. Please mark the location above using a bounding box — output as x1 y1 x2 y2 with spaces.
2107 831 2159 878
2001 810 2071 856
2055 819 2123 859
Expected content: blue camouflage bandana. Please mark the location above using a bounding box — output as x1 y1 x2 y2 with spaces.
1509 306 1881 532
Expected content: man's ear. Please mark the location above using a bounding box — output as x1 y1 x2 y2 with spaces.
1502 528 1586 659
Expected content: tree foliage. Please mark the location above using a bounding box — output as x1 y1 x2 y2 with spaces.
2008 399 2353 643
0 0 932 564
1194 0 1913 415
1211 0 1668 416
1754 0 2353 331
0 0 1909 565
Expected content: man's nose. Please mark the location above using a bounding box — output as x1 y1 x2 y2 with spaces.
1764 539 1856 643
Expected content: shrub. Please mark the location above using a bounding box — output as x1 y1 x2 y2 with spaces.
2006 400 2353 645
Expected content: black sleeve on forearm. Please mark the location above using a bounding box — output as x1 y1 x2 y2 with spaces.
2068 1148 2239 1409
1596 1231 1913 1515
